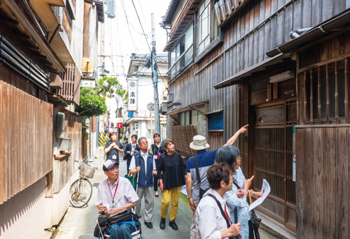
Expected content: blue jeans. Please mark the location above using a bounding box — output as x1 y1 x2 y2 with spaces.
108 223 135 239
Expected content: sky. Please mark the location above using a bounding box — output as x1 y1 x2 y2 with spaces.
102 0 171 80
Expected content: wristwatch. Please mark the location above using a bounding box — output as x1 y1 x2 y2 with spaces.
187 196 192 199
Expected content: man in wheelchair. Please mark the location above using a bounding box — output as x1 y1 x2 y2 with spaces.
95 160 139 239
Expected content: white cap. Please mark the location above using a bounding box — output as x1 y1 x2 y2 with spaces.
103 159 118 171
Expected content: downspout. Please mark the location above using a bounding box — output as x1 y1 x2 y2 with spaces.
223 51 226 142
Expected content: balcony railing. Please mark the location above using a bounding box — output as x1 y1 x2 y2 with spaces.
168 44 193 82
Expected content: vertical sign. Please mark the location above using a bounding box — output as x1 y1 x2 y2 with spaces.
127 78 138 111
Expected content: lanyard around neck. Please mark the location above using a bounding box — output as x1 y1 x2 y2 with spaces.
107 178 119 204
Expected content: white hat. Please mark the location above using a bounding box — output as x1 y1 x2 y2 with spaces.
103 159 119 171
190 135 210 150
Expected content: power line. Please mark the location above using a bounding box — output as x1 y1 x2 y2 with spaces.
131 0 152 52
120 0 139 53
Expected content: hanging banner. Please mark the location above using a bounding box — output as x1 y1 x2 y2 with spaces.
127 78 138 111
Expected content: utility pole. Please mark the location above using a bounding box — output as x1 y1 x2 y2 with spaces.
151 13 160 135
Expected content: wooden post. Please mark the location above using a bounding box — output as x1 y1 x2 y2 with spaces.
310 70 313 123
296 74 300 124
326 64 330 123
318 67 321 121
303 72 307 123
335 61 339 124
345 58 349 123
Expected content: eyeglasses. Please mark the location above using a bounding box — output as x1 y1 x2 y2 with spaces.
140 142 148 145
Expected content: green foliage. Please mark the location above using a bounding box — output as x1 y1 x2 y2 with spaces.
76 88 107 117
95 76 127 99
76 76 128 117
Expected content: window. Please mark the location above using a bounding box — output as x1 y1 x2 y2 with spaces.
302 59 348 124
197 0 210 54
197 0 220 55
169 23 194 81
179 107 206 126
208 112 223 130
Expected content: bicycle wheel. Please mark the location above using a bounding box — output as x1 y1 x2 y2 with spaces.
69 178 93 208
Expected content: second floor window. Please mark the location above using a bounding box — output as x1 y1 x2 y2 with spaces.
197 0 219 55
169 23 194 80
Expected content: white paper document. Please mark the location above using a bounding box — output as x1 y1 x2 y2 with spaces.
249 179 271 211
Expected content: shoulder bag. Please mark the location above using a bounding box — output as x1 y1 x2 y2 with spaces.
207 194 241 239
232 180 261 239
193 156 208 199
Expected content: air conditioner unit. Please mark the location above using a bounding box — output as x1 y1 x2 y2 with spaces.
269 71 295 83
161 103 168 115
167 93 174 102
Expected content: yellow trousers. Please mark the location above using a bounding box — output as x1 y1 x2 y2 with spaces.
160 186 182 221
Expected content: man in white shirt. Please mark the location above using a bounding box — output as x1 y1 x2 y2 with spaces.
95 160 139 239
195 163 241 239
129 137 157 229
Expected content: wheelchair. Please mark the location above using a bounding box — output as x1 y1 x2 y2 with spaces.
94 209 142 239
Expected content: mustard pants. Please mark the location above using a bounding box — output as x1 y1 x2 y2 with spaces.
160 186 182 221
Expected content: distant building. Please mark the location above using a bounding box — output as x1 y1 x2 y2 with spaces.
124 53 168 144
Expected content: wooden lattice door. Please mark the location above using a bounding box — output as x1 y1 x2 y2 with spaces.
253 102 296 231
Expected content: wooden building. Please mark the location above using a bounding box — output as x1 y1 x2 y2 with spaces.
0 0 103 237
162 0 350 237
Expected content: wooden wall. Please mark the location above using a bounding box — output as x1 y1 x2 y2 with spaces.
221 0 347 76
296 125 350 239
0 80 53 204
170 0 347 147
52 107 82 194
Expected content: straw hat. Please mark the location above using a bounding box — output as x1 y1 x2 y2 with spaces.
190 135 210 150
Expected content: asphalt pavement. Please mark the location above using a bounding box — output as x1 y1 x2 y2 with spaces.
50 158 284 239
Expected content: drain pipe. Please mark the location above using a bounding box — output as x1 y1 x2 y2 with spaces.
289 27 312 39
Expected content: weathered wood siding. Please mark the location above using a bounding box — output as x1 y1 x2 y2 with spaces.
296 126 350 239
0 80 53 204
170 0 347 147
52 108 82 193
172 52 225 113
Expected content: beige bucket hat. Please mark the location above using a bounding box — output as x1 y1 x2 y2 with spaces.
190 135 210 150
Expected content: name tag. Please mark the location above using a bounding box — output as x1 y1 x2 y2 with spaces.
154 155 158 160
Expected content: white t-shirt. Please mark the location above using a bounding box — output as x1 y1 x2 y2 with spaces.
95 177 139 211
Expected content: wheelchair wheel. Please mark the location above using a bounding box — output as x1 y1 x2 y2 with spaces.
69 178 92 208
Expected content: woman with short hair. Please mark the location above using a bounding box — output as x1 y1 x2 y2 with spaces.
157 139 186 230
216 146 262 239
195 163 241 239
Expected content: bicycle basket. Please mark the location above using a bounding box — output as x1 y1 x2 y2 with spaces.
79 163 95 178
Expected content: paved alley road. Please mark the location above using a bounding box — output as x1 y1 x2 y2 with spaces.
52 159 193 239
51 159 283 239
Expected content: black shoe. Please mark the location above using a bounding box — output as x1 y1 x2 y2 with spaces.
144 221 153 228
135 213 142 219
160 218 166 229
169 220 178 230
